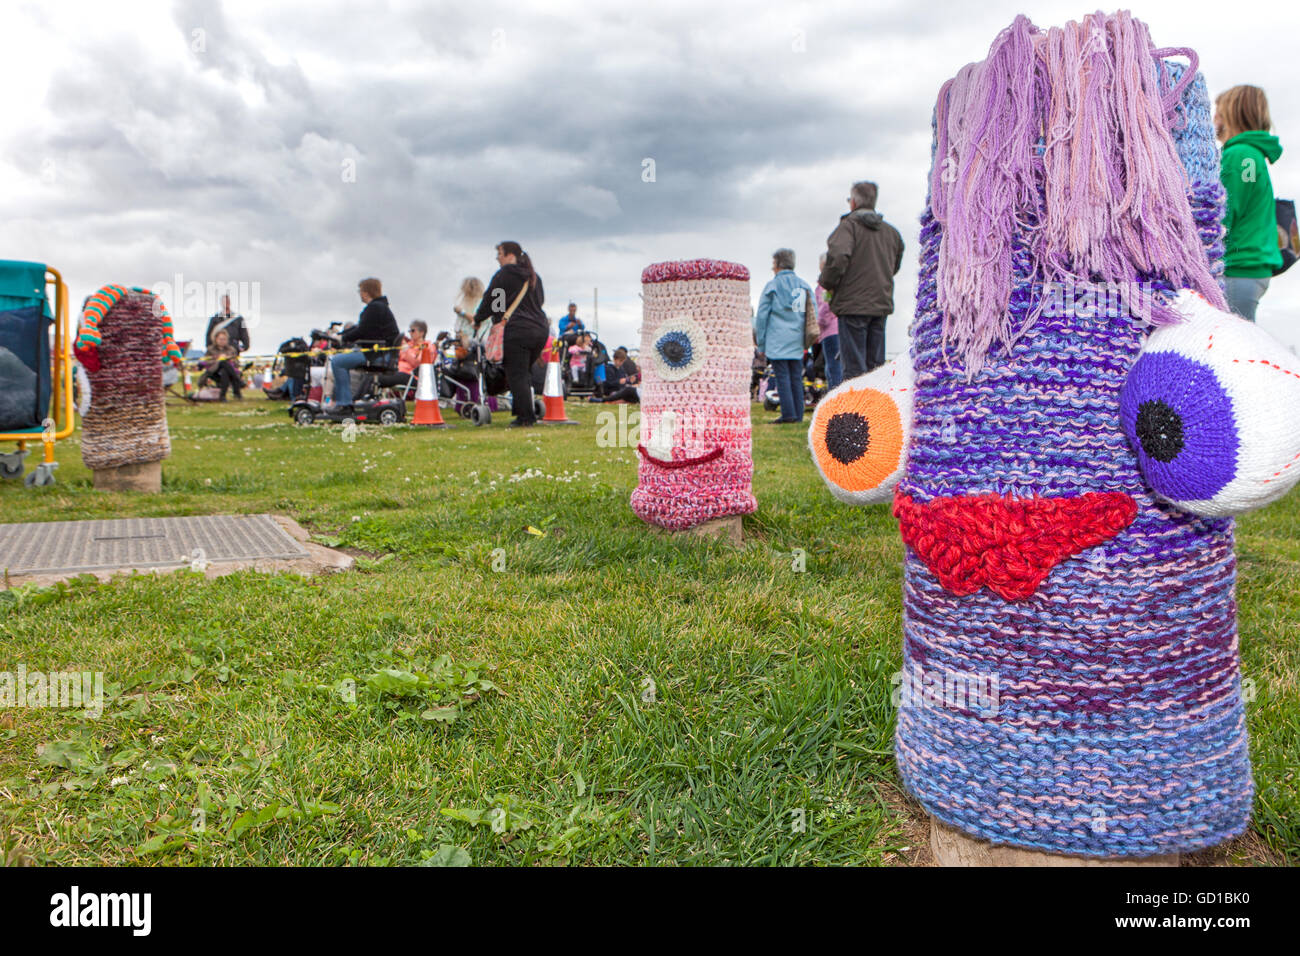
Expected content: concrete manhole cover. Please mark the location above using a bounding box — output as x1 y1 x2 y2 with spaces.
0 514 311 576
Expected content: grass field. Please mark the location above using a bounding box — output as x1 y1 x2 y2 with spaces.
1 396 1297 866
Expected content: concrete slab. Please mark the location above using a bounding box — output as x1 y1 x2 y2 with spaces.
0 514 352 586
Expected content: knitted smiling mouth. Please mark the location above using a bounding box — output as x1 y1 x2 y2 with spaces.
892 490 1138 601
636 444 724 469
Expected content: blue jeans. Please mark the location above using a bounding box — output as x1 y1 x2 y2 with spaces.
838 314 887 378
1225 276 1269 322
771 358 805 422
821 333 843 389
330 349 367 404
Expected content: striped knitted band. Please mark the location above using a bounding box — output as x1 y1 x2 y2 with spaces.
641 259 751 284
77 284 183 366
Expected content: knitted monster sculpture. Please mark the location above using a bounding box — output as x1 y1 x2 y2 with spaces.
631 259 757 531
77 285 182 474
808 12 1300 858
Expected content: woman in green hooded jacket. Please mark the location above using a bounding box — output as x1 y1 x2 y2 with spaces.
1215 84 1283 321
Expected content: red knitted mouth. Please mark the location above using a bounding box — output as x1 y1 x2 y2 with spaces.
637 444 724 469
892 489 1137 601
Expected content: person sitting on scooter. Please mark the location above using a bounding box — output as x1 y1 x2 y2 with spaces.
330 277 399 414
398 321 429 376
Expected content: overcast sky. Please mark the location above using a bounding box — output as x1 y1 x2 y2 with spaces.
3 0 1297 357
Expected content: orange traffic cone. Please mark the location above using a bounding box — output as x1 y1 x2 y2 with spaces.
541 342 579 425
411 344 451 428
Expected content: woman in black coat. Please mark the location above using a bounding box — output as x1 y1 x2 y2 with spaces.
474 241 549 426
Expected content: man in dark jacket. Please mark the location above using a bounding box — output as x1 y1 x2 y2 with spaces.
818 181 904 377
205 295 250 353
331 277 400 410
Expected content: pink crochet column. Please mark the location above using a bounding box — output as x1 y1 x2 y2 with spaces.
631 259 756 537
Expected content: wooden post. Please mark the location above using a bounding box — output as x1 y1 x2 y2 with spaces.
92 461 162 493
930 817 1179 867
674 515 743 546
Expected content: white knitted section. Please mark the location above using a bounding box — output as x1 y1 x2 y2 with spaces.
808 352 915 505
1137 290 1300 516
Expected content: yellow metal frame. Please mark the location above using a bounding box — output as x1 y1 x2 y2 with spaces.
0 267 73 466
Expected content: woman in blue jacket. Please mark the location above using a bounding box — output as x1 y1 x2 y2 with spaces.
754 248 813 424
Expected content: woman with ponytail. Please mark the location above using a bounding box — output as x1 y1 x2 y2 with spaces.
474 240 549 426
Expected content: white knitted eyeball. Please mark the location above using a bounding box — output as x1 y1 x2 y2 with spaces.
647 314 708 381
1120 290 1300 517
808 354 914 504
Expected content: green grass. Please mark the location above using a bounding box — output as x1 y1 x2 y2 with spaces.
0 397 1296 866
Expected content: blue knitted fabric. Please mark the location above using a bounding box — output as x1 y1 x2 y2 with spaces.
895 61 1252 857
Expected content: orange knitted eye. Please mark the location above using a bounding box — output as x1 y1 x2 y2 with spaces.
808 355 913 504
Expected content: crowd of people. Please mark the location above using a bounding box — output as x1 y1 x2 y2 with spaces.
752 179 905 424
189 81 1282 422
262 244 640 426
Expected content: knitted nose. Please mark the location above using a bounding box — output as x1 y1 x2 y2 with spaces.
892 490 1137 601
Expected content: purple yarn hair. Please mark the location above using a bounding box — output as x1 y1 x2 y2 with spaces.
930 11 1227 374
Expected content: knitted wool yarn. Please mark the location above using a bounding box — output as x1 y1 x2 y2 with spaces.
76 284 183 370
80 288 172 471
630 259 757 529
1120 289 1300 516
809 354 914 505
811 13 1300 858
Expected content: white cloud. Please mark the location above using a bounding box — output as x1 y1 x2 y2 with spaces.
0 0 1294 360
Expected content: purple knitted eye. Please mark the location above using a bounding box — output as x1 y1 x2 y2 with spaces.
1120 350 1239 501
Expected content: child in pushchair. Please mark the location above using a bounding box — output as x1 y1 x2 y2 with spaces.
263 336 311 400
559 329 608 397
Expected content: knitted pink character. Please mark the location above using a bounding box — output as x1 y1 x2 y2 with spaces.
631 259 757 530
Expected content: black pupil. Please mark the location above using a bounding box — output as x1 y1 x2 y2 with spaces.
825 411 871 465
661 340 686 364
1135 398 1185 462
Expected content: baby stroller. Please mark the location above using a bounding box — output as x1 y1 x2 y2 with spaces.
264 336 311 400
441 336 543 426
559 330 608 399
761 354 827 414
0 261 72 488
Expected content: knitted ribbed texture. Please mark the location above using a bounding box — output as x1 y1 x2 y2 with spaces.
631 259 757 529
76 284 182 366
81 290 172 470
895 22 1252 857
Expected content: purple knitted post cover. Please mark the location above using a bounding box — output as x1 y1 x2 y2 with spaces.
896 15 1250 857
